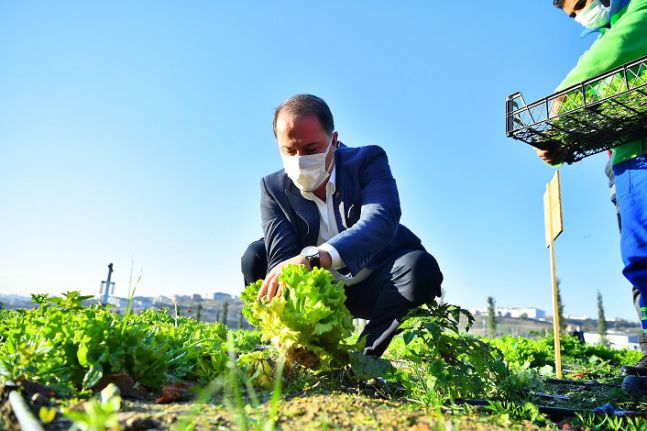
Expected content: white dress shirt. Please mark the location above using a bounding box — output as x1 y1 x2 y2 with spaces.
300 168 372 285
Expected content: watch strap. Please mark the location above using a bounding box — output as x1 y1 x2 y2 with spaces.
307 254 320 269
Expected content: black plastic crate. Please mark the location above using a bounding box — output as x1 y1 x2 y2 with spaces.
506 54 647 164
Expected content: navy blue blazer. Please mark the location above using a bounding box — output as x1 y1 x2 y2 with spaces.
260 144 424 276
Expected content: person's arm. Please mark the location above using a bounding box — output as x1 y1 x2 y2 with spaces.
255 177 304 302
256 176 337 302
260 176 299 272
538 0 647 165
557 0 647 91
326 146 401 275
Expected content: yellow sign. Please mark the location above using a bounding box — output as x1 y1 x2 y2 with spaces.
544 171 563 248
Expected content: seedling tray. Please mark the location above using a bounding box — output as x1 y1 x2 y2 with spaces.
506 54 647 164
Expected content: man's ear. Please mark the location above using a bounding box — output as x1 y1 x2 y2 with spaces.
332 131 339 148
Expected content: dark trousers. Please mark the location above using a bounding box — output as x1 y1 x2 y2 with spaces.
241 239 443 357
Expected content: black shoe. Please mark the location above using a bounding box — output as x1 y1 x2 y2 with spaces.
620 354 647 377
622 375 647 396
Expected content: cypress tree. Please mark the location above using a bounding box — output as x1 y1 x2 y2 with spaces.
556 279 566 331
597 291 608 345
221 301 229 327
487 296 497 337
238 308 244 330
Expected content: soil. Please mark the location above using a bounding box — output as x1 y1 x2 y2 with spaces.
97 393 544 431
12 369 647 430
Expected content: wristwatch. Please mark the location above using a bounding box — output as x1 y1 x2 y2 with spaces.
301 246 320 268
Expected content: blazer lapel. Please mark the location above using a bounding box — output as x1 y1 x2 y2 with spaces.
332 150 347 232
284 180 319 246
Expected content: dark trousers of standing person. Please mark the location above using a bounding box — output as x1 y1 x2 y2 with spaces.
241 239 443 357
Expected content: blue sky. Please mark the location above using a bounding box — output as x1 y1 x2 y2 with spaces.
0 1 636 321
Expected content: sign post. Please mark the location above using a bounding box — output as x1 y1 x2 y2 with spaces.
100 263 115 306
544 171 564 378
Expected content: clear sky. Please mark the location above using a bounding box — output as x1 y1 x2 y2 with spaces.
0 1 637 321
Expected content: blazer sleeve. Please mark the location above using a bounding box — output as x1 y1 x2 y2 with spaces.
327 146 401 275
260 176 300 273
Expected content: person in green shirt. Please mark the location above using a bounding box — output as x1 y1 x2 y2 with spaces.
539 0 647 376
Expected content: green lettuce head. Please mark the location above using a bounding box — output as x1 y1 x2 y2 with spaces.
242 264 355 368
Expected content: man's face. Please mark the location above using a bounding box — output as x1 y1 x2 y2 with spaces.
559 0 607 18
275 112 337 166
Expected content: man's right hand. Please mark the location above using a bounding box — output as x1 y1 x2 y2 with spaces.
256 255 309 304
536 146 565 165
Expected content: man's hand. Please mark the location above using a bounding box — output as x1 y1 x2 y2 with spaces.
536 146 565 165
256 255 308 303
256 250 333 303
549 95 565 119
537 95 568 165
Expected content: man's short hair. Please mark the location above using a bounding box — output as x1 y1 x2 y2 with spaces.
273 94 335 137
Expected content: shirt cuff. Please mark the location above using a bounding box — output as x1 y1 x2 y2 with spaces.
319 243 345 270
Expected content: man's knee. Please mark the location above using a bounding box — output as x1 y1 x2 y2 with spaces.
241 239 267 285
394 250 443 304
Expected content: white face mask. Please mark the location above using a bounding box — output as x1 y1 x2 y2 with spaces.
281 140 334 192
574 0 611 29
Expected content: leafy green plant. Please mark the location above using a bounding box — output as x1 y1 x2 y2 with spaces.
537 65 647 158
483 401 551 428
237 351 275 389
558 66 647 113
573 413 647 431
242 265 355 369
231 329 263 354
386 301 521 404
0 292 229 394
65 383 122 431
219 333 286 431
485 334 642 379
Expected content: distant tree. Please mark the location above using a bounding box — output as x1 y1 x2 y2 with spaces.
238 309 244 330
215 307 221 324
520 313 529 320
487 296 497 337
221 301 229 327
556 279 566 332
597 291 608 345
196 303 202 322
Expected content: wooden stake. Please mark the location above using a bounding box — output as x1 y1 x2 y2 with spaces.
544 171 563 379
549 234 562 379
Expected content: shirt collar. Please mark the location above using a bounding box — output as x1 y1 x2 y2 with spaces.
328 167 336 193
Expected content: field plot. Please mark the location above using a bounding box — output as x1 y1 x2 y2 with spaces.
1 270 647 431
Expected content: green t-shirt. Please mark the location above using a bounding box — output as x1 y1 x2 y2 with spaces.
556 0 647 165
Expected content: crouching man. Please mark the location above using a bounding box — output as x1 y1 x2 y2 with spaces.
241 94 443 357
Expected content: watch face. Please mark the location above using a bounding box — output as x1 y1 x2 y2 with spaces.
302 246 319 258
